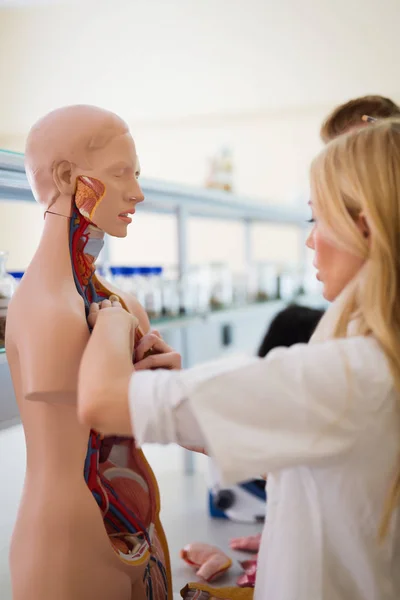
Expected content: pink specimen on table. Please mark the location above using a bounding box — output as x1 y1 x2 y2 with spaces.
229 533 261 553
180 543 232 582
237 559 258 588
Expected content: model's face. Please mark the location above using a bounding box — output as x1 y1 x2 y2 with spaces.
75 133 144 237
306 207 366 302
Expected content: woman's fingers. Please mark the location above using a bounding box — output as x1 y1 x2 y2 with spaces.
88 297 127 329
135 332 172 362
88 302 100 328
108 294 122 307
89 302 100 315
100 297 122 309
134 351 182 371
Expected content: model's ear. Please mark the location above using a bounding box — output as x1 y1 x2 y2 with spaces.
53 161 77 195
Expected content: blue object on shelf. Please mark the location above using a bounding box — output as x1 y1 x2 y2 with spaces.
110 266 141 276
8 271 24 281
137 267 163 276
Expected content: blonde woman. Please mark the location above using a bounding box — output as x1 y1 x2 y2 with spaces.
78 120 400 600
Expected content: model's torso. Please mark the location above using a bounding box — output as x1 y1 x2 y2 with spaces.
6 252 170 599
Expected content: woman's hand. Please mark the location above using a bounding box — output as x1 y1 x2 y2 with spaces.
134 330 182 371
88 297 138 357
79 297 138 436
87 297 182 371
87 296 135 329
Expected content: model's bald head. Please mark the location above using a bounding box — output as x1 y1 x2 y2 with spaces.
25 105 129 210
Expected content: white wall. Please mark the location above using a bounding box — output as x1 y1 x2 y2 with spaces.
1 0 400 195
1 202 303 273
1 0 399 269
130 110 324 202
0 0 399 132
0 201 43 270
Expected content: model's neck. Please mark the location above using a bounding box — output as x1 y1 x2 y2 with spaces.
82 223 105 264
36 212 72 272
37 208 104 277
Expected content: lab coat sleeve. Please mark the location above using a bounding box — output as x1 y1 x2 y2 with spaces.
129 338 388 485
129 354 258 449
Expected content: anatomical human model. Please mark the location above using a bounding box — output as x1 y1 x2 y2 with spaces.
5 105 171 600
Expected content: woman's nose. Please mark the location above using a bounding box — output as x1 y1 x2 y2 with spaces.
306 227 315 250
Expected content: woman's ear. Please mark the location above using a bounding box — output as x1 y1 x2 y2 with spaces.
53 160 77 195
357 212 370 241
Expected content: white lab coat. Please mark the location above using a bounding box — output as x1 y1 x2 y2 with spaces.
129 335 400 600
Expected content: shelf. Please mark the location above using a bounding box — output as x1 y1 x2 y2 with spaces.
0 295 325 354
0 295 326 348
0 294 325 430
147 294 326 331
151 300 284 331
0 149 308 224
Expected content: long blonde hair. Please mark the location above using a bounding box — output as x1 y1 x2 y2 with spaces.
310 118 400 538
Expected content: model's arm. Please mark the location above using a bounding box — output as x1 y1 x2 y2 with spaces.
16 301 90 403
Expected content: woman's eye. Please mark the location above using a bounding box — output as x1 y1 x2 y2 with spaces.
307 218 315 224
135 171 140 180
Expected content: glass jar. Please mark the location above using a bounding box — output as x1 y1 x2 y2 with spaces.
0 252 17 349
210 263 233 310
110 266 135 293
252 263 278 303
279 266 303 302
178 268 199 316
195 265 212 313
232 272 248 306
140 267 163 320
109 266 147 307
161 267 180 318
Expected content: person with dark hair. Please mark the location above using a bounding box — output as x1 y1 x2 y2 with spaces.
257 304 324 358
320 94 400 142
